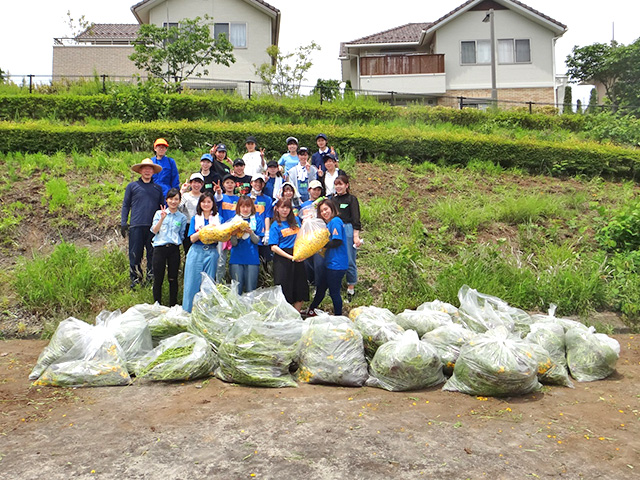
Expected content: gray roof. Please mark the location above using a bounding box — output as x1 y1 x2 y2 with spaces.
76 24 140 41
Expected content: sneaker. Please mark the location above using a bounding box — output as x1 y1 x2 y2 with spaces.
305 309 318 318
347 289 355 297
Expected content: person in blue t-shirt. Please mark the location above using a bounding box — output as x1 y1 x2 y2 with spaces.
278 136 300 175
214 174 238 283
150 188 187 306
229 196 263 295
150 138 180 199
306 199 349 317
250 174 273 265
269 198 308 311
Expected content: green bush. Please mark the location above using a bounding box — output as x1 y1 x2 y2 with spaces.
1 120 639 179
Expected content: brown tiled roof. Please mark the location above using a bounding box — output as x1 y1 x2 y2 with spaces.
345 22 432 46
76 24 140 41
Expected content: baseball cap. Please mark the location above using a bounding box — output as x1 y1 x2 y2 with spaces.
286 136 298 145
251 174 265 183
322 153 338 162
154 138 169 148
233 158 245 166
216 144 227 152
222 174 235 183
267 160 278 168
189 173 205 182
308 180 322 189
245 136 257 144
315 133 328 141
298 147 310 154
200 153 213 162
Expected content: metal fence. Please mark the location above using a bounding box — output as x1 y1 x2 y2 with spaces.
1 73 631 114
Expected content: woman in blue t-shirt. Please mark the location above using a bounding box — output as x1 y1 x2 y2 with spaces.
229 196 262 295
269 198 308 311
306 199 349 316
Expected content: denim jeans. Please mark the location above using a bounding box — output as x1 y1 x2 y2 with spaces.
129 226 154 285
304 252 326 287
230 263 259 295
182 243 219 313
309 268 347 315
343 223 358 285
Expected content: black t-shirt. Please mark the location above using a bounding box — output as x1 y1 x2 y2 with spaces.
212 159 231 178
201 170 221 193
232 174 252 196
332 193 361 231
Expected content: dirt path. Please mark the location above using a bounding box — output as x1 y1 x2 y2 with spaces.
1 336 638 480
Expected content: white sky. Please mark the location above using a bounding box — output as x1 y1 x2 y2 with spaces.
2 0 638 103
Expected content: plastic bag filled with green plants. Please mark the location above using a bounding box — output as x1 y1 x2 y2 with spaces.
421 324 477 375
97 308 153 372
417 299 461 323
239 285 302 322
395 308 452 337
133 332 216 381
352 306 404 360
147 305 191 341
366 330 445 392
530 304 589 334
566 326 620 382
29 317 93 380
297 315 368 387
458 285 531 334
129 302 169 322
33 325 131 387
526 341 573 387
443 326 541 397
215 313 304 388
525 322 573 387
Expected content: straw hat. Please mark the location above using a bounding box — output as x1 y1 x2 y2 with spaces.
131 158 162 174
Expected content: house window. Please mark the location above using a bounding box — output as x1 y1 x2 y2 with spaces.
461 40 491 64
214 23 247 48
498 39 531 63
163 22 179 29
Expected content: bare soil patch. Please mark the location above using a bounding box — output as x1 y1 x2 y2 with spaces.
1 335 638 479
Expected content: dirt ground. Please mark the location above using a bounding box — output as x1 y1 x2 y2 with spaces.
1 336 638 480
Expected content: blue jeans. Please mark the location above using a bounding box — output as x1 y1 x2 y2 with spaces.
182 243 219 313
230 263 259 295
129 226 154 285
310 268 347 316
343 223 358 285
305 253 326 287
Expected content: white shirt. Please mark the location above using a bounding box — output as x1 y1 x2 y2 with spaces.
324 169 339 196
242 151 264 177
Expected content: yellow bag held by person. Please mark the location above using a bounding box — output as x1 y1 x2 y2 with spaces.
199 218 252 244
293 218 330 261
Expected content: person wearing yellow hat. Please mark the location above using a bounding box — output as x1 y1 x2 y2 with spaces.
151 138 180 198
121 158 165 289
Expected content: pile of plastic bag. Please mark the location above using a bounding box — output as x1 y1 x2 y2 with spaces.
31 282 621 396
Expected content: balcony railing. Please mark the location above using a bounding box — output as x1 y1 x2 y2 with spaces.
360 53 445 76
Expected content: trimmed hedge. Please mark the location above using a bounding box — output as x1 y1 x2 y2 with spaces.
2 120 639 179
0 94 588 131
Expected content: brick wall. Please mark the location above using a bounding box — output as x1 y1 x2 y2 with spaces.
439 87 555 109
53 46 143 79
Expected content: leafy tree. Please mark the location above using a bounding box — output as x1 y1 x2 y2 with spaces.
129 16 235 89
576 99 582 114
312 79 341 101
255 42 320 97
563 85 573 114
0 68 7 84
586 87 598 114
66 10 94 38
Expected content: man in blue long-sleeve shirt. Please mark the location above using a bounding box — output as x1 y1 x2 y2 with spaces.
151 138 180 198
121 158 165 288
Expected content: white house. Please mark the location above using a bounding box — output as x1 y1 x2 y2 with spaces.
339 0 567 107
52 0 281 91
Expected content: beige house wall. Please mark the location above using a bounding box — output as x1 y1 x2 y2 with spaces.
438 87 555 108
53 46 142 79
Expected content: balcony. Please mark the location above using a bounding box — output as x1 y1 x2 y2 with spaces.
358 53 446 95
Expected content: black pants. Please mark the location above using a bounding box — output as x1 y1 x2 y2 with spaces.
152 244 181 306
273 248 309 305
129 226 154 285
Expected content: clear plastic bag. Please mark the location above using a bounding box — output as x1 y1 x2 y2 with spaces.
395 308 452 337
366 330 445 392
297 315 368 387
133 332 217 381
421 323 476 375
526 341 573 387
33 325 131 387
443 326 541 397
566 326 620 382
292 217 330 262
530 304 589 333
96 308 153 371
238 285 302 322
457 285 531 333
147 305 191 341
199 217 252 244
29 317 93 380
128 302 170 322
215 313 304 388
352 306 403 360
417 300 461 323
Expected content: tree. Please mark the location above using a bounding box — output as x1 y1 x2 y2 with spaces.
129 16 235 89
66 10 94 38
586 87 598 114
563 85 573 114
576 99 582 114
255 42 320 97
0 68 7 84
312 79 341 101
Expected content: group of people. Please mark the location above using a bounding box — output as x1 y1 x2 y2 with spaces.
120 135 363 316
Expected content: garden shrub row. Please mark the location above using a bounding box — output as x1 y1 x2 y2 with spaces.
0 93 590 131
2 120 639 179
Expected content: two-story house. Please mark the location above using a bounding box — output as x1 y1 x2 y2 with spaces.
53 0 281 92
339 0 567 107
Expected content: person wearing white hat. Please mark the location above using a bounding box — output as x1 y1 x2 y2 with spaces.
179 172 206 254
121 158 165 289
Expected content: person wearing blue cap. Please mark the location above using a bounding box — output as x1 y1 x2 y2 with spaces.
198 153 221 193
311 133 338 176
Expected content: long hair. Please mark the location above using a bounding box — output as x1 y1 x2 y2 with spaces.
273 198 297 226
316 198 338 221
196 191 218 216
235 195 256 215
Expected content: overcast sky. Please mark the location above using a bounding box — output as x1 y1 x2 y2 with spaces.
2 0 638 103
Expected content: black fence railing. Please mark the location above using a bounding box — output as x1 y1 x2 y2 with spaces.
1 73 633 115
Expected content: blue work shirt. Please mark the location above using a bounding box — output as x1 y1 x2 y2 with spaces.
151 210 187 247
